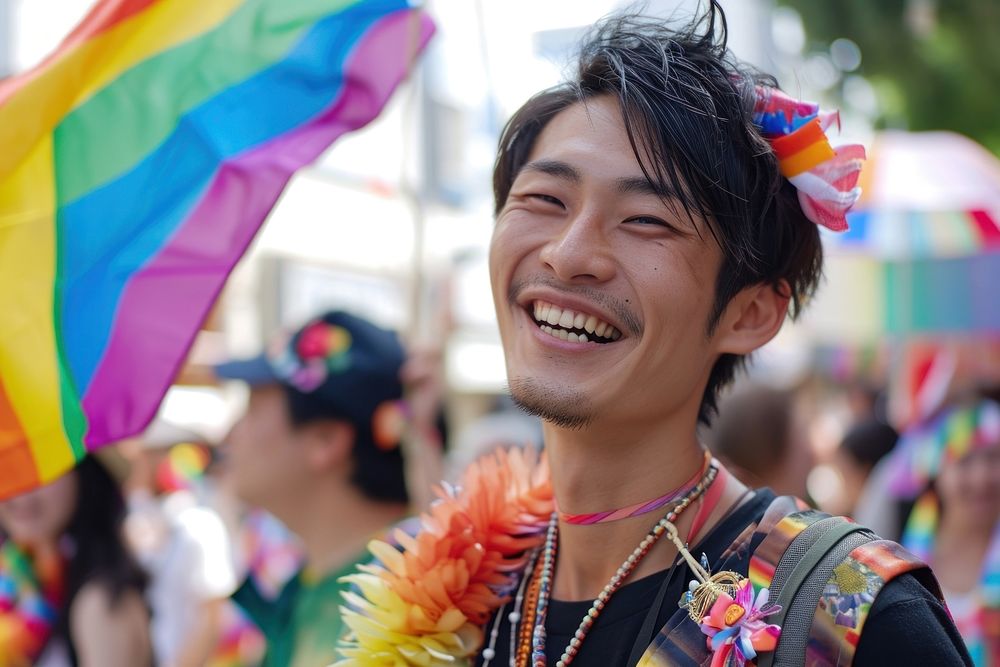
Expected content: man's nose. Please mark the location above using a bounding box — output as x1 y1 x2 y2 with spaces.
538 208 615 284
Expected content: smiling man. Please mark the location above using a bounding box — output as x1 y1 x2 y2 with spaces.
337 5 972 666
479 6 973 665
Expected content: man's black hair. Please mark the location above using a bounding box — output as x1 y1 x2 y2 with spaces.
285 387 409 504
492 2 823 424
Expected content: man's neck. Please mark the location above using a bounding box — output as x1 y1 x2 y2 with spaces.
544 414 746 601
274 482 407 579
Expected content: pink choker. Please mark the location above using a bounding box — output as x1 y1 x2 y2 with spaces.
557 450 711 525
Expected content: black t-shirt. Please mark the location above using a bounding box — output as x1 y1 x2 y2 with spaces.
475 490 971 666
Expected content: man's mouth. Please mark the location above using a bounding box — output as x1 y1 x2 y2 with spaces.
529 300 621 344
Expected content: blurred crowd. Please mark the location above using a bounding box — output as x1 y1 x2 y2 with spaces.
3 0 999 663
0 309 544 667
1 305 997 665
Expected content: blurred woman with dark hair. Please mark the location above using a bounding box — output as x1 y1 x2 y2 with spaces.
0 456 152 666
884 398 1000 665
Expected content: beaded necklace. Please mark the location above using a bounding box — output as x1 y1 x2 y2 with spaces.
515 555 545 665
481 547 541 667
530 464 718 666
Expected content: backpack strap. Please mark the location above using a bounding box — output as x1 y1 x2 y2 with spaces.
754 510 939 667
634 496 940 667
802 538 940 666
748 509 830 593
755 517 875 667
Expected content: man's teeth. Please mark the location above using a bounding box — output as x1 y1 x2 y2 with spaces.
532 301 621 341
540 325 589 343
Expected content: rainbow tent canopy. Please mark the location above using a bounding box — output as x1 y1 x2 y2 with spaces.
0 0 434 499
810 131 1000 338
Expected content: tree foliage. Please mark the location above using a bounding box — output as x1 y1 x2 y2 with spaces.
779 0 1000 155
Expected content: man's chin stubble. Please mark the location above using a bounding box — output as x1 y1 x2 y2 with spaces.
508 377 593 430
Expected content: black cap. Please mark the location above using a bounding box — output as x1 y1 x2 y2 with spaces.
216 311 408 502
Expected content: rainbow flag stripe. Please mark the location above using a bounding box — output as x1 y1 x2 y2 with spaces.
0 0 434 498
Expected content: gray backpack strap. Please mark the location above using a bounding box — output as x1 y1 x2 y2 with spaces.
756 517 875 667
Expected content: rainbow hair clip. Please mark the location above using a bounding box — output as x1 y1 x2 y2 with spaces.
753 87 865 232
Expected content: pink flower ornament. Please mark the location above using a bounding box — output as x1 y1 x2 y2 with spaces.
699 579 781 667
268 321 354 393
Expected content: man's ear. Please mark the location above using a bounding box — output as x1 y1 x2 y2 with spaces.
714 280 791 356
300 419 355 472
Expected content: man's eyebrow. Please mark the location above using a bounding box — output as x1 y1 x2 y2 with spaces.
521 160 679 201
520 159 581 183
618 174 697 236
616 175 674 199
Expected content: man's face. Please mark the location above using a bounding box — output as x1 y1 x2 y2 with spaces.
224 384 310 510
490 95 725 429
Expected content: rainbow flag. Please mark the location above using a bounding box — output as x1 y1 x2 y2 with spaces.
0 0 434 499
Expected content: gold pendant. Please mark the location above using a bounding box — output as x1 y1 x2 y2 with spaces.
662 522 748 621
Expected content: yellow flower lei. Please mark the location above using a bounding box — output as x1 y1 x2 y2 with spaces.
335 448 553 666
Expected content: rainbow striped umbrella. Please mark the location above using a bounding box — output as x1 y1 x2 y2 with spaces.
0 0 434 498
812 131 1000 337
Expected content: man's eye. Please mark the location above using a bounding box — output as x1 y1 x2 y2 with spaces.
625 216 669 227
528 194 564 208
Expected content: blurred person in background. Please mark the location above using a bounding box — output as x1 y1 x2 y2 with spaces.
883 398 1000 665
121 424 238 667
705 382 815 499
185 446 304 667
844 379 881 424
0 456 151 667
216 310 413 667
825 418 898 517
445 398 543 481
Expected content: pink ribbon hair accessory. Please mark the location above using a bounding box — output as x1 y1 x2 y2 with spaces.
753 86 865 232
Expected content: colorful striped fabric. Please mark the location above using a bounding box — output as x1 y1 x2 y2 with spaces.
828 209 1000 258
822 130 1000 259
745 504 935 667
747 509 824 595
0 0 434 499
809 251 1000 338
881 253 1000 333
805 131 1000 339
807 540 931 666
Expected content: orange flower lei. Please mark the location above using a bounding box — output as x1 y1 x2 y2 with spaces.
336 447 553 665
